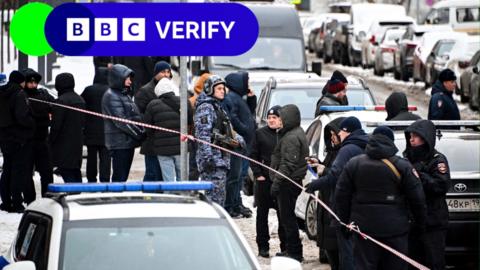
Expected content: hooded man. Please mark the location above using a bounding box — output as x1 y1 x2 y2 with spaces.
428 68 460 120
81 67 111 183
49 73 85 183
135 60 172 182
335 126 426 270
385 92 421 121
102 64 144 182
144 78 192 181
223 71 256 218
270 104 309 262
404 120 450 270
0 71 35 213
314 71 349 117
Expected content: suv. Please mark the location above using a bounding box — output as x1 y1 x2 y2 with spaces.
0 182 302 270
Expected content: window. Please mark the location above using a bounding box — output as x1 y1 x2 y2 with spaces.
457 7 480 22
437 8 450 24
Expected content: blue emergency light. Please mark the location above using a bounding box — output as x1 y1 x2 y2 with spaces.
319 105 417 112
48 181 213 193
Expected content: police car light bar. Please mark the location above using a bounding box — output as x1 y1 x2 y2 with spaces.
48 181 213 193
319 105 417 112
365 120 480 127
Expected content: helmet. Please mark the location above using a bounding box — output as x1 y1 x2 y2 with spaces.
203 75 225 96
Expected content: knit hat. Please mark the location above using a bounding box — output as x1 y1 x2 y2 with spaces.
55 73 75 91
373 126 395 141
438 68 456 82
22 68 42 83
9 71 25 85
194 73 211 94
267 105 281 117
340 116 361 133
154 61 171 75
331 70 348 84
155 77 178 97
328 79 346 94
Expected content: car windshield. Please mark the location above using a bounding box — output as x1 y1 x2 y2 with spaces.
60 218 254 270
267 87 374 120
211 37 304 70
394 134 480 172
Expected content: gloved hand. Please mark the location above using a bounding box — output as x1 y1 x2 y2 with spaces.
340 225 352 238
305 179 322 194
270 182 280 197
203 159 216 172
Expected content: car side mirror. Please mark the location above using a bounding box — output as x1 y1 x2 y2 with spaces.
3 261 36 270
191 60 201 76
430 51 435 58
270 256 302 270
311 60 322 76
473 66 479 74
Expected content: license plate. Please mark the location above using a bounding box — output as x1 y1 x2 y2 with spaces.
447 198 480 212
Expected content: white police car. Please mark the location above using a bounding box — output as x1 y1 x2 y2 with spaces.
0 182 301 270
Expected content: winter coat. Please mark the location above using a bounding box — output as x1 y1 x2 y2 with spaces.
23 87 54 141
223 71 256 147
195 92 232 172
428 80 460 120
386 92 421 121
0 82 35 144
335 134 427 237
102 65 144 150
404 120 450 229
134 78 158 156
314 93 345 117
269 104 308 187
144 91 192 156
81 68 109 146
250 125 278 179
114 56 154 93
49 88 85 169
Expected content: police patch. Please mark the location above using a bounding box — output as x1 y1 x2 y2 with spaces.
437 100 443 108
201 116 208 124
412 168 420 178
438 162 448 174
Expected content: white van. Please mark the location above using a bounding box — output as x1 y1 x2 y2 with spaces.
423 0 480 34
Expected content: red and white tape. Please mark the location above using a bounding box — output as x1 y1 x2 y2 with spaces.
29 97 429 270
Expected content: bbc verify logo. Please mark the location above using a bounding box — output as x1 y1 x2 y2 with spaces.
11 2 258 56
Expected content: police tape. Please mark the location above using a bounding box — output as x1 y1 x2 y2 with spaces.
29 97 429 270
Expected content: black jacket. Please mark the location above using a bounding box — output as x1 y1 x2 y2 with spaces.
135 79 158 156
0 82 35 144
81 68 109 146
314 93 346 117
270 105 308 186
428 80 460 120
49 88 85 169
250 125 279 179
335 134 427 237
144 92 192 156
386 92 421 121
102 65 144 150
404 119 450 229
23 87 55 141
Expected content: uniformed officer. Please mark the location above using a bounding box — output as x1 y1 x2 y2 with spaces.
404 119 450 270
428 68 460 120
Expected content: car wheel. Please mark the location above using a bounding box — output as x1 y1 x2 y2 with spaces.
401 68 409 82
394 69 400 80
305 196 317 240
323 49 331 63
460 93 469 103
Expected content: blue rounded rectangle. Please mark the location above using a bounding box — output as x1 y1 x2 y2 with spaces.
45 3 259 56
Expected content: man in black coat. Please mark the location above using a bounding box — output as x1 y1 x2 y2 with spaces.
270 104 309 262
22 68 55 198
50 73 85 183
135 61 172 181
250 105 285 258
385 92 421 121
428 68 460 120
0 71 35 213
335 126 427 270
404 119 450 270
81 67 111 183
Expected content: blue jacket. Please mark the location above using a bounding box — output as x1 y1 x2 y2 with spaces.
222 71 256 147
102 65 144 150
428 80 460 120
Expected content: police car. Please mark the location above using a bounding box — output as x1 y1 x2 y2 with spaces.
0 182 301 270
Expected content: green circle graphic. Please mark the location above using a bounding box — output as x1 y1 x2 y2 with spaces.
10 2 54 56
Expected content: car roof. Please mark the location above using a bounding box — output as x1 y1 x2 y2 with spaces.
245 4 302 39
270 75 367 89
28 192 223 221
433 0 479 9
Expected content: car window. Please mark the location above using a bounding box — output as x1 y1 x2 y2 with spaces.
434 41 455 56
457 7 480 22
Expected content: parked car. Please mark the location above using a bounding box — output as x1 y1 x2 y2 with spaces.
423 0 480 34
361 16 415 69
303 15 326 52
373 27 407 76
459 50 480 107
468 65 480 110
312 13 350 58
316 14 350 63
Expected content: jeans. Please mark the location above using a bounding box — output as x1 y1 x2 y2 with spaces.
143 154 162 181
86 145 111 183
336 227 355 270
224 152 242 212
110 148 135 182
157 155 181 181
58 168 82 183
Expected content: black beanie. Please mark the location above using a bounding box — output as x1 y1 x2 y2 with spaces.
267 105 281 117
373 126 395 141
340 116 361 133
331 70 348 84
154 61 171 75
438 68 456 82
55 73 75 91
9 71 25 85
